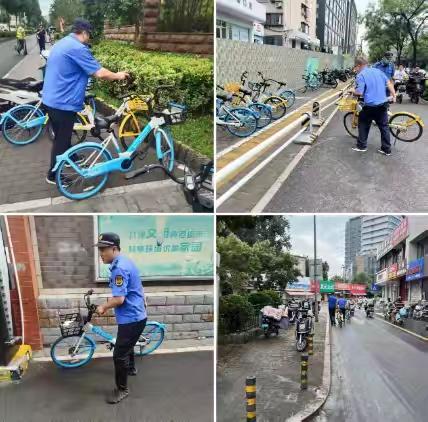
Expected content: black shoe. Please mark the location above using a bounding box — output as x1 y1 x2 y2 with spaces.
128 367 137 376
106 388 129 404
45 174 56 185
352 146 367 152
377 149 391 156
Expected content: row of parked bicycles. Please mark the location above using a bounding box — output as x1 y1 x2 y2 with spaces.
216 67 353 139
0 53 213 210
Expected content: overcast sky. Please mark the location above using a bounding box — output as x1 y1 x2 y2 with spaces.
288 215 352 279
39 0 52 17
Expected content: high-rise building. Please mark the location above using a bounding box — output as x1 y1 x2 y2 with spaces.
258 0 320 49
316 0 358 55
361 215 403 255
345 216 361 279
292 254 308 277
309 258 323 280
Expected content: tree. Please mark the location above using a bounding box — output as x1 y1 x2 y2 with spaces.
217 215 291 253
331 275 344 283
322 261 329 280
49 0 84 27
353 272 371 287
383 0 428 66
104 0 145 41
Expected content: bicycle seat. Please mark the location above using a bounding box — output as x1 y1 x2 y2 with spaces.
94 114 120 129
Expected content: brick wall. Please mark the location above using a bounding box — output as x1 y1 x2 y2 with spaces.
7 216 42 350
38 291 213 346
35 216 95 289
141 32 213 55
217 39 354 90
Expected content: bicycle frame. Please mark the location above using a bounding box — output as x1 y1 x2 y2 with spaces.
216 103 247 127
52 115 168 176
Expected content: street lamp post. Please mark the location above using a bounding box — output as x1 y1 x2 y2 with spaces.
314 216 319 322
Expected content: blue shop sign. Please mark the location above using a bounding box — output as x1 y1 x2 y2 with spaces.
406 258 425 282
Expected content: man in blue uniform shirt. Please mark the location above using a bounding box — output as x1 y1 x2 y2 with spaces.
95 232 147 404
43 18 129 184
349 57 396 155
373 51 395 81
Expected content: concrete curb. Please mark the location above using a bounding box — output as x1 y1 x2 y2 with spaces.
32 345 214 362
287 313 331 422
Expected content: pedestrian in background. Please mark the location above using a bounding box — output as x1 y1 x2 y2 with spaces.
328 293 337 326
36 25 46 53
350 57 396 156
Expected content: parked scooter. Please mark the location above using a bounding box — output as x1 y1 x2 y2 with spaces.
366 304 374 318
413 301 424 320
406 74 425 104
393 307 407 326
288 300 299 324
261 314 280 337
295 301 313 352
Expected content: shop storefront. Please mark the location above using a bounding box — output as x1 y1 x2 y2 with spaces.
406 257 424 303
375 268 388 298
386 263 400 301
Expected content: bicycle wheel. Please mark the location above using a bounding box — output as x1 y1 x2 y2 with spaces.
225 108 257 138
279 89 296 109
248 103 272 128
134 323 165 356
2 105 45 145
343 112 359 138
118 113 142 150
55 144 113 200
155 128 175 173
50 335 95 368
264 97 286 120
389 112 423 142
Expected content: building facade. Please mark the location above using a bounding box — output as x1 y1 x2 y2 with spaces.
0 216 214 352
257 0 320 49
216 0 266 43
292 254 309 277
344 216 361 280
316 0 358 55
376 216 428 304
361 215 402 255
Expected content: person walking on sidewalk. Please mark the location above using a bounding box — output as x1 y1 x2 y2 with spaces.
94 232 147 404
328 293 337 326
42 18 129 185
36 25 46 53
349 57 396 156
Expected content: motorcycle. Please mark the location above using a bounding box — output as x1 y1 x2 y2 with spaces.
295 305 313 352
288 301 299 324
366 304 374 318
413 302 424 320
395 80 407 104
384 305 392 321
406 74 425 104
261 314 280 337
349 303 356 317
393 307 407 326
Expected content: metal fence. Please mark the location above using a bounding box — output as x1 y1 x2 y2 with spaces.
218 305 260 335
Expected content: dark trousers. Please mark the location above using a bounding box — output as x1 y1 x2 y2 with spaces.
44 105 76 177
328 307 336 325
357 103 391 153
340 308 346 321
38 39 45 52
113 318 147 391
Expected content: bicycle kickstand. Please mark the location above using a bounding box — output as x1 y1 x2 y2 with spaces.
125 164 166 180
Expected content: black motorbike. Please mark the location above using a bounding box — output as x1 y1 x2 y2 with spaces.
395 80 407 104
261 314 280 338
318 69 338 88
288 301 299 324
295 302 313 352
366 304 374 318
406 74 425 104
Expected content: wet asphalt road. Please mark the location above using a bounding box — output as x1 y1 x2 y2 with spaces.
0 36 36 77
312 309 428 422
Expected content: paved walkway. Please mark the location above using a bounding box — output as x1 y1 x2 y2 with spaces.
217 309 327 421
0 351 213 422
0 40 193 213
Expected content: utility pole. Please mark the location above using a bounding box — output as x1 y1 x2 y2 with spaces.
314 216 319 322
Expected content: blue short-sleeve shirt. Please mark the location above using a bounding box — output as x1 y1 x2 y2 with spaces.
109 254 147 325
355 67 389 106
373 61 394 80
328 295 337 309
42 34 101 112
337 298 347 309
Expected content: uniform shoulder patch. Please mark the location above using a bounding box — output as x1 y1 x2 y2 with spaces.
115 275 124 287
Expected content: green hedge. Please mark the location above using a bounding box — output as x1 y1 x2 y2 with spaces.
219 295 255 334
91 40 213 113
0 31 15 38
247 290 282 310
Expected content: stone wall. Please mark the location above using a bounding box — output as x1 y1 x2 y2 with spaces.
141 32 213 55
104 25 136 42
38 291 214 346
217 39 354 89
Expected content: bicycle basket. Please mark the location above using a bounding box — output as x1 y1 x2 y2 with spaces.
127 96 150 112
59 312 83 337
223 82 241 94
337 97 357 112
159 103 187 125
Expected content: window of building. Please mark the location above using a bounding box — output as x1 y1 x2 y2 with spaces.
266 13 283 26
216 19 228 39
292 39 296 48
264 35 283 46
417 242 425 258
231 24 250 42
301 22 309 34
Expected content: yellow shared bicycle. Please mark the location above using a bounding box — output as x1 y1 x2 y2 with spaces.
338 95 424 142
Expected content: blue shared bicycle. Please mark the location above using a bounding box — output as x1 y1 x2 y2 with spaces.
52 88 186 200
50 289 166 368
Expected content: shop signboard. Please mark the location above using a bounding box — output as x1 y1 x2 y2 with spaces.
320 280 335 293
377 217 409 259
335 282 350 291
406 257 424 282
350 284 366 295
376 268 388 284
387 263 398 280
287 277 311 291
